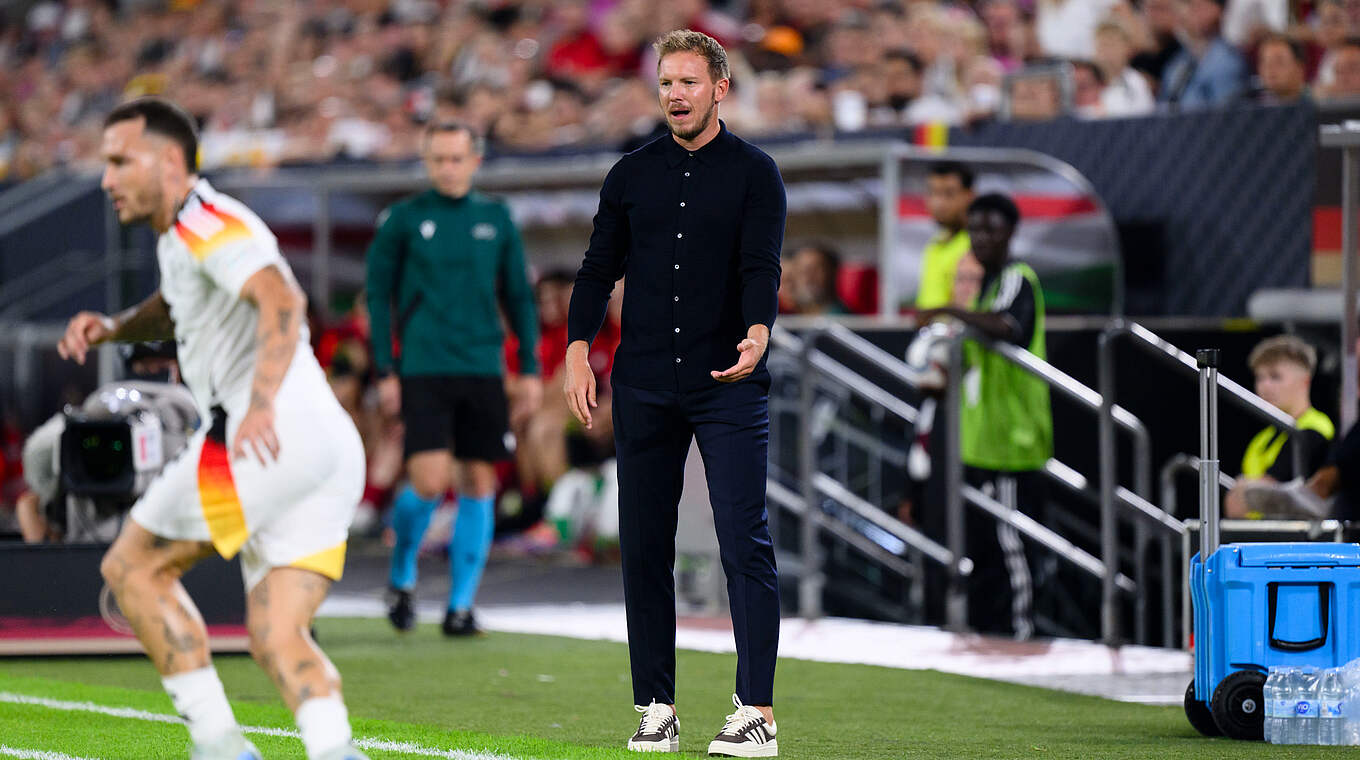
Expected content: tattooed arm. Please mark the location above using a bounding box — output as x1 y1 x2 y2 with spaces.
57 290 174 364
232 265 305 464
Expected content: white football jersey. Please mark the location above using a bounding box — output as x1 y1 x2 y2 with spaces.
156 179 311 418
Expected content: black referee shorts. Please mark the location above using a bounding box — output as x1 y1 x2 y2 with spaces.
400 375 511 462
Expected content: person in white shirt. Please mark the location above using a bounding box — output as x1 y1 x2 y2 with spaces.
1094 21 1156 116
1036 0 1120 59
57 97 368 760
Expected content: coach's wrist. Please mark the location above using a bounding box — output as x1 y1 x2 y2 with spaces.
566 340 590 362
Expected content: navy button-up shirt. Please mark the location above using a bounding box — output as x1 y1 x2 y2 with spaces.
568 122 785 391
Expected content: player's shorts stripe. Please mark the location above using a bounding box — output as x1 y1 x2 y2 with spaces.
289 541 347 581
197 436 248 558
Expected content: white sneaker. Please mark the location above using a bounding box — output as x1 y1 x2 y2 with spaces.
707 695 777 757
190 731 261 760
627 700 679 752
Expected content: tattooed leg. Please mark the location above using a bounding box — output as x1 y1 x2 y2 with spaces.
100 522 216 675
246 567 339 712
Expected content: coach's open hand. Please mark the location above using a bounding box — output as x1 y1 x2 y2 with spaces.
232 403 279 466
711 324 769 383
57 311 114 364
563 340 596 430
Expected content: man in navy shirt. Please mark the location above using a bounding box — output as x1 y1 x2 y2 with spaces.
564 29 785 757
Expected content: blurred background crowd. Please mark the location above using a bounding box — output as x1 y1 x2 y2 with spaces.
2 0 1358 181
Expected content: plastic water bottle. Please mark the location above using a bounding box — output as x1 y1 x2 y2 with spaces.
1264 668 1278 743
1322 668 1345 745
1280 667 1300 744
1299 666 1321 744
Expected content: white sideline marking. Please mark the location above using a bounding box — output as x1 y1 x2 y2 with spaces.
0 747 100 760
0 692 518 760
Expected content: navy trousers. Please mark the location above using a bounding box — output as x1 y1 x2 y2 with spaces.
612 380 780 707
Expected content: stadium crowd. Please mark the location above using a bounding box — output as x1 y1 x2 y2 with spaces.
2 0 1359 181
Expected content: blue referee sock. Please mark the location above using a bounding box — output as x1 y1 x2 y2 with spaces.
447 494 496 612
389 486 441 592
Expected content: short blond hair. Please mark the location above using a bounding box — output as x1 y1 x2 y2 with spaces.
1249 335 1316 375
653 29 730 83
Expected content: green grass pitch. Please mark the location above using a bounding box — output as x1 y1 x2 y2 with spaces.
0 617 1343 758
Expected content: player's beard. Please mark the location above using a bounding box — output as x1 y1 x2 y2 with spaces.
669 96 717 141
118 183 163 226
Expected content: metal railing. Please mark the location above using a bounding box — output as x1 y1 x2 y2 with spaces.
776 322 1177 642
1095 319 1310 644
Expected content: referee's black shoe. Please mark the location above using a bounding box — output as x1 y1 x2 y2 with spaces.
387 588 415 632
442 608 485 637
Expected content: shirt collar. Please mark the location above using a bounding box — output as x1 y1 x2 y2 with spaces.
662 119 735 167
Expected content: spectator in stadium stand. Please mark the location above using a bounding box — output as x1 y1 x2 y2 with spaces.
1131 0 1187 87
1094 21 1157 117
980 0 1026 73
563 29 784 757
915 162 976 311
785 242 850 316
917 193 1052 640
1320 37 1360 98
1071 59 1109 117
365 121 541 638
1308 0 1350 90
1036 0 1120 59
1225 336 1335 518
1252 416 1360 521
1160 0 1250 108
1221 0 1290 49
1255 33 1312 103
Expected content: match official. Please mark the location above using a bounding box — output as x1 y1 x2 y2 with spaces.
366 122 541 637
565 30 785 757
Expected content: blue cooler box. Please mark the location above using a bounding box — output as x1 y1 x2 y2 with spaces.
1188 541 1360 739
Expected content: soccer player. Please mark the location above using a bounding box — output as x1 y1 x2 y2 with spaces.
366 121 541 636
57 98 368 760
919 193 1052 640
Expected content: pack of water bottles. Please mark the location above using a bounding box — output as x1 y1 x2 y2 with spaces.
1265 660 1360 744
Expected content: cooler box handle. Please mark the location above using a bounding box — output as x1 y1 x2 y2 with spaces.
1268 583 1330 652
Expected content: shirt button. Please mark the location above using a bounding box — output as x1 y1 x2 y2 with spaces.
680 202 686 207
674 264 680 269
684 172 690 177
675 327 681 333
674 296 679 302
676 233 683 239
675 357 682 363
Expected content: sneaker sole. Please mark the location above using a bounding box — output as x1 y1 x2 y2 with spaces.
627 737 679 752
707 739 777 757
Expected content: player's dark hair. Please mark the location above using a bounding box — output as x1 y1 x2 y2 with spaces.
104 97 199 173
1259 33 1305 65
929 161 974 190
968 193 1020 228
423 120 486 155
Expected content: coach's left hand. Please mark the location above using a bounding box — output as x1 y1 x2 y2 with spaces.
712 324 769 383
232 405 279 466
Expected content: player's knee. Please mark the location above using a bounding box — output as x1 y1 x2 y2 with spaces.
409 473 446 501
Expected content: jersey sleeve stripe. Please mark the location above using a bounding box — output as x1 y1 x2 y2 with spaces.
174 201 255 261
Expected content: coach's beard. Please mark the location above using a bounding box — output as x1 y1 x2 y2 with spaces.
669 98 716 141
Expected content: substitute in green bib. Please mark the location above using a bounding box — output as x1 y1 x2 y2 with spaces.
918 193 1051 640
366 121 541 638
1226 335 1334 518
913 161 975 310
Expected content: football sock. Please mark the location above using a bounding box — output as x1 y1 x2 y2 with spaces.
295 695 352 759
389 486 441 591
162 666 239 746
447 494 495 612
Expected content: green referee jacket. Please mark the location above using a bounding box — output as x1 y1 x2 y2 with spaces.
366 189 539 378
